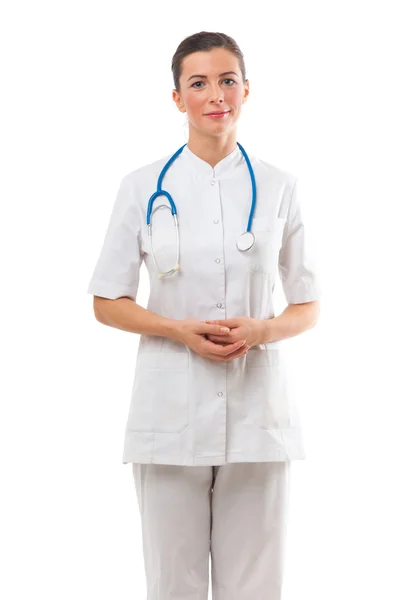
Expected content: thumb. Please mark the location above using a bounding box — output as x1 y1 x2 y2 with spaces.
200 320 231 334
206 319 229 331
207 319 240 329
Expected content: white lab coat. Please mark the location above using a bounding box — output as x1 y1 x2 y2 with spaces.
87 144 321 466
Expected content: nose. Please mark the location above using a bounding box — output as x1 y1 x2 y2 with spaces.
208 82 224 103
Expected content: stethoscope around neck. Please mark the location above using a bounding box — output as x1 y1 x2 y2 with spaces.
147 141 257 279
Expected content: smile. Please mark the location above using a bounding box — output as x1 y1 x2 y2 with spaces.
205 111 230 118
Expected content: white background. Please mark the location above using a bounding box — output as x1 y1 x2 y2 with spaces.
1 1 398 598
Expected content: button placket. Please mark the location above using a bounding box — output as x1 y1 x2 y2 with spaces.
209 176 225 317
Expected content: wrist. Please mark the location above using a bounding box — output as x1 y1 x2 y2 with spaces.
161 318 183 342
257 318 274 344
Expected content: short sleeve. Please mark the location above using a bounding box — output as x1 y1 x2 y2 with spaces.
278 178 321 304
87 175 143 301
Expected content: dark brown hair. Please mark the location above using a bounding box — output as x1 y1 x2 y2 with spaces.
171 31 247 93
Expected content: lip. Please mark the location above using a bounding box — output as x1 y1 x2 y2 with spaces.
205 110 230 117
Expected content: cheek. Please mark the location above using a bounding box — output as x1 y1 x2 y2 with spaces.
226 86 243 103
185 92 204 114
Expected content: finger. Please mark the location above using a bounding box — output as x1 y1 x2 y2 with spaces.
198 322 231 336
206 319 240 329
207 334 234 343
202 338 236 354
207 334 238 346
208 339 230 347
223 340 247 356
208 343 250 362
204 339 246 357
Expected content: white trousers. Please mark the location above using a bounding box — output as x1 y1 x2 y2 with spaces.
132 461 291 600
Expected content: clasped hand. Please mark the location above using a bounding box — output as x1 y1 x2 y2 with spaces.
205 317 263 346
175 317 266 363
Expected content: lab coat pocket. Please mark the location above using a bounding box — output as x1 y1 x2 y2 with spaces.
244 347 291 429
246 216 286 274
126 351 189 433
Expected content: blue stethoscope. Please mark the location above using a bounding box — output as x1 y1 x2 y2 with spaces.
147 142 257 279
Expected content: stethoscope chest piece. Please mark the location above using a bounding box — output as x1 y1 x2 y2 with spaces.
236 231 255 252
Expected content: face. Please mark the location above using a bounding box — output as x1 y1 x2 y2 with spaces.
172 48 249 139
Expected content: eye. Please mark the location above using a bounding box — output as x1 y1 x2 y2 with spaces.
190 78 237 89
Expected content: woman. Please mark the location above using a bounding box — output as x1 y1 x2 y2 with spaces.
87 31 320 600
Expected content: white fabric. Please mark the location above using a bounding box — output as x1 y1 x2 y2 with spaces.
132 461 291 600
87 144 321 465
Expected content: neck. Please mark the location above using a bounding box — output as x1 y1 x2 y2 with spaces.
186 132 237 168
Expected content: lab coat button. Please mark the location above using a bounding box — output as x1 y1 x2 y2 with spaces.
215 258 221 264
216 302 223 308
213 219 219 224
217 391 224 397
210 180 216 186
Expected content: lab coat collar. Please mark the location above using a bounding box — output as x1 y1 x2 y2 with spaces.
181 143 245 178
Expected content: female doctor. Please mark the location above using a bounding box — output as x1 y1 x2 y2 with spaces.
87 31 321 600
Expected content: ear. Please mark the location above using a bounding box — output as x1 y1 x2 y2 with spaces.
172 89 186 113
242 79 250 104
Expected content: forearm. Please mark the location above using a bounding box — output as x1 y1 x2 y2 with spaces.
259 301 320 343
93 297 178 339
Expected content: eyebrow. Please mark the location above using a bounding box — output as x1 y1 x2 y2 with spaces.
187 71 239 82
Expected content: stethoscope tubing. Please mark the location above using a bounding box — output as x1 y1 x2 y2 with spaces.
147 142 256 278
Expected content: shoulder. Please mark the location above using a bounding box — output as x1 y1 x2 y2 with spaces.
251 154 297 189
120 152 175 189
244 153 301 220
250 154 299 217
